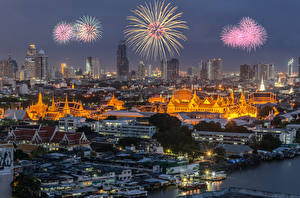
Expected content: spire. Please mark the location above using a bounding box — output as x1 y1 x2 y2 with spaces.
239 90 246 104
37 92 43 105
63 94 70 115
259 76 266 91
49 95 57 112
230 91 235 105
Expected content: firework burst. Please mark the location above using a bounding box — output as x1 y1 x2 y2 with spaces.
221 17 267 52
75 16 103 43
124 0 188 60
53 22 73 44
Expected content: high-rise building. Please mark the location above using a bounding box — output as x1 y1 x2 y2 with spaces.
161 59 167 81
34 50 48 80
198 60 208 80
117 41 129 81
86 57 100 78
0 58 14 79
137 61 145 79
207 58 222 80
24 44 37 79
240 64 251 81
253 64 275 82
167 58 179 81
288 58 294 77
148 64 152 77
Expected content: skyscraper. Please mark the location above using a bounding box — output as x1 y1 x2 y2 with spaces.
207 58 223 80
117 41 129 81
86 57 100 78
34 50 48 80
167 58 179 81
161 59 167 81
148 64 152 77
253 64 274 82
0 58 15 79
24 44 37 79
137 61 145 79
240 64 251 81
288 58 294 77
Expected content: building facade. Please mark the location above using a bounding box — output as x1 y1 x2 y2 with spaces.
117 41 129 81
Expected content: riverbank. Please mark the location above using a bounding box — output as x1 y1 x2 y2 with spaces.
149 157 300 198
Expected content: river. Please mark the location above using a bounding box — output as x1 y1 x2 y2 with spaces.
149 157 300 198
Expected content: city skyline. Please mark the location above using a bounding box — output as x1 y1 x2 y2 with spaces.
1 0 300 72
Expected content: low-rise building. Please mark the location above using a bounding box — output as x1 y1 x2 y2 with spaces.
192 131 253 145
7 125 90 151
254 127 296 144
94 119 156 139
58 115 86 132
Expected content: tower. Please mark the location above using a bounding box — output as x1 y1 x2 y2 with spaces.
24 44 37 79
288 58 294 77
34 49 48 80
137 61 145 79
117 41 129 81
166 58 179 82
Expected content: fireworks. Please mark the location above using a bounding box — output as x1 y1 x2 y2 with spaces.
53 22 73 44
53 16 103 44
75 16 103 43
124 0 188 60
221 17 267 52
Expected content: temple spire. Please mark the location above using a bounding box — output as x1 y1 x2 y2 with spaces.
37 92 43 105
259 76 266 91
239 90 246 104
63 94 70 115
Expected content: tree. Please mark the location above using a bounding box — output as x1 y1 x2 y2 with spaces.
14 149 30 161
118 137 143 148
12 174 41 198
195 121 222 132
259 134 281 151
224 121 249 133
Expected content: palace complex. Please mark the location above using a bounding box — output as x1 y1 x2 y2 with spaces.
26 93 125 121
27 93 90 121
24 85 275 121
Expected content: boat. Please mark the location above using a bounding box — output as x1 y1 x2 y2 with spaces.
199 171 227 181
179 182 207 190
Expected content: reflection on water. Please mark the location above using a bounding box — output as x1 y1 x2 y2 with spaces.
206 181 222 192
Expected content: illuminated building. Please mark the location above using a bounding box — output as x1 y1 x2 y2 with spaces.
107 94 124 110
288 58 294 77
248 79 277 105
165 89 257 119
27 92 48 120
28 93 90 121
137 61 145 79
34 50 48 80
24 44 37 79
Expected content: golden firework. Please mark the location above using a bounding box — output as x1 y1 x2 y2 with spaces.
124 0 188 60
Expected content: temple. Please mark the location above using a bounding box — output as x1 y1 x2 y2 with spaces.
157 89 258 119
27 93 90 121
27 92 48 120
248 78 277 105
106 94 124 110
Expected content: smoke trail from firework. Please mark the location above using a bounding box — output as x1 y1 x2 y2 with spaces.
124 0 188 60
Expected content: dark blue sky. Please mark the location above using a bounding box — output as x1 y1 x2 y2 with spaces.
0 0 299 72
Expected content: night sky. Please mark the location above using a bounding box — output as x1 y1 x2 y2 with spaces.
0 0 299 72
